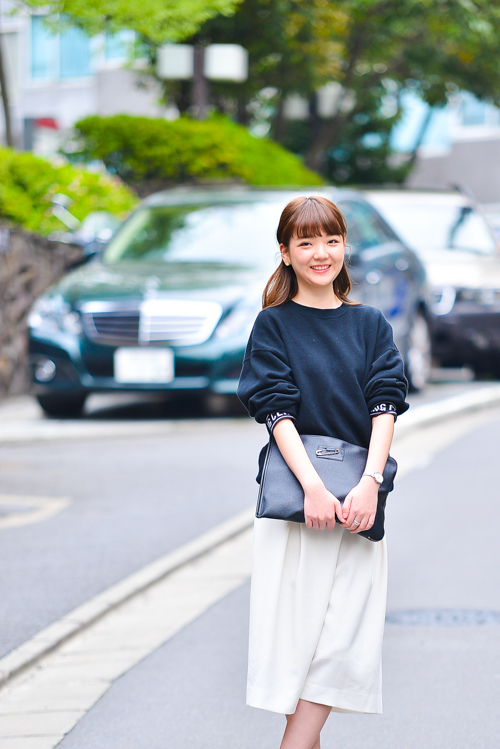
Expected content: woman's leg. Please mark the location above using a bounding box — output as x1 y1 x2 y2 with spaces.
280 699 331 749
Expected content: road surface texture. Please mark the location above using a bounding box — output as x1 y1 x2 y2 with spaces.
57 408 500 749
1 381 499 748
0 380 480 658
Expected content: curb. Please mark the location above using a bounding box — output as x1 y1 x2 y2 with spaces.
0 506 255 688
395 384 500 436
2 383 500 689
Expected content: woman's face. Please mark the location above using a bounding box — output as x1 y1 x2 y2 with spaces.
280 232 345 292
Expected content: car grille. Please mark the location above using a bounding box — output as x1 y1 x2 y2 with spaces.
80 300 223 346
82 310 140 345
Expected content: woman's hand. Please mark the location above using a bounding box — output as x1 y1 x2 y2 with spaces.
341 476 379 533
304 481 343 531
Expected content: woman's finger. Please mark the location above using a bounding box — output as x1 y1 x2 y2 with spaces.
326 516 336 531
333 499 344 524
354 516 370 533
344 504 359 528
341 495 352 521
348 513 364 532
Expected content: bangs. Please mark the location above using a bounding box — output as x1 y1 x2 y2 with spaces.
277 196 347 247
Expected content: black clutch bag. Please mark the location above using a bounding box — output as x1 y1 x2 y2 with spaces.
256 434 397 542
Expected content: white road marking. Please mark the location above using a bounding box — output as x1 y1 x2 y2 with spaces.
0 406 499 746
0 496 71 530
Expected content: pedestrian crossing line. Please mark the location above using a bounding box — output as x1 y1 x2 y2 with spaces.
0 526 254 748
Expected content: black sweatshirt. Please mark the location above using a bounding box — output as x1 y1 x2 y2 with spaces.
237 301 409 480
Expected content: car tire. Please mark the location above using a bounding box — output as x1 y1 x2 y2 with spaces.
37 393 87 418
405 311 432 392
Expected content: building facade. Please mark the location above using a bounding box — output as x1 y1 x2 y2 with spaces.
0 6 165 154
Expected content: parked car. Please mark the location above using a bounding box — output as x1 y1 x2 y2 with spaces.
28 188 432 417
367 189 500 376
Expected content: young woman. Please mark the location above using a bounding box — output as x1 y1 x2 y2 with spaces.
237 196 409 749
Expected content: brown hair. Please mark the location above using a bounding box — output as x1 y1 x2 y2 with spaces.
263 195 357 309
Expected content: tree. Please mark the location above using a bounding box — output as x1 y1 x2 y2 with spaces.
301 0 500 175
0 5 13 146
191 0 500 183
18 0 243 42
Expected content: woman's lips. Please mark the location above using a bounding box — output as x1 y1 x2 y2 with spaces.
310 265 331 273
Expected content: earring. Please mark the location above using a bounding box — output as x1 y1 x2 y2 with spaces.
284 260 290 266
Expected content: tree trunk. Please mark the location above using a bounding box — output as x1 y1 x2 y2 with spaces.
305 110 345 174
192 46 209 120
408 105 433 166
236 94 250 125
272 95 286 144
0 25 13 146
305 22 368 175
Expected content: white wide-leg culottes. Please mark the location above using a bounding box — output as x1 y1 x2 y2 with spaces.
247 518 388 715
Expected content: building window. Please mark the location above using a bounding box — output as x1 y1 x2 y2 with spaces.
105 30 134 60
461 95 487 127
31 16 58 79
30 15 91 80
60 26 91 77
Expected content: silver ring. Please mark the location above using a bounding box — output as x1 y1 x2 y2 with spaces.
353 519 360 527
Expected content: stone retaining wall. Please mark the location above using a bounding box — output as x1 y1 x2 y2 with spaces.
0 226 83 397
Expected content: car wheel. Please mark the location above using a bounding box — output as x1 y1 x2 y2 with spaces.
37 394 87 418
405 312 432 392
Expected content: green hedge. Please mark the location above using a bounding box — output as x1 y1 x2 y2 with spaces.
68 114 323 187
0 148 137 235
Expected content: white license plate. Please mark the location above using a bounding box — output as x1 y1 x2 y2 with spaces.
114 348 174 384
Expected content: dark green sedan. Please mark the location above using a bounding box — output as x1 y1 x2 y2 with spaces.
28 188 432 416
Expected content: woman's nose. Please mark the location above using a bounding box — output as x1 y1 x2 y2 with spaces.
314 243 329 258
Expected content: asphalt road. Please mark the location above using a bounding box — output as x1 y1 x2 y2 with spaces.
56 407 500 749
0 416 264 658
0 379 493 659
0 380 481 658
0 380 494 649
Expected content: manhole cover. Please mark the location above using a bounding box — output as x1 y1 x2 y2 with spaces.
386 609 500 627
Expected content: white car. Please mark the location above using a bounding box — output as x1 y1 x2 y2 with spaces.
366 189 500 377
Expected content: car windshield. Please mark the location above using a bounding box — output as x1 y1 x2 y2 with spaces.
102 202 283 267
373 201 496 255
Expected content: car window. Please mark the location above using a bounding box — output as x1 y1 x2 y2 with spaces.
371 201 496 255
337 200 397 251
102 203 283 267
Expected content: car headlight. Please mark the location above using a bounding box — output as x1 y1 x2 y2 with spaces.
214 297 262 340
28 295 83 335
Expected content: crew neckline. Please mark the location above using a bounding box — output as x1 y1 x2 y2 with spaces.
288 300 349 318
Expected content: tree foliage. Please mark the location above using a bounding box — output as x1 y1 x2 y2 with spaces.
194 0 500 182
18 0 500 185
0 148 136 235
18 0 242 43
66 114 323 188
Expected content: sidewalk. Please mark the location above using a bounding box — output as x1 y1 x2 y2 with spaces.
57 407 500 749
1 391 500 747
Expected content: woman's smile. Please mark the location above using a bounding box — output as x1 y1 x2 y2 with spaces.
310 264 332 273
280 231 345 297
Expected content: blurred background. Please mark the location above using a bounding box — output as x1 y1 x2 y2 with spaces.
2 0 500 407
1 2 500 748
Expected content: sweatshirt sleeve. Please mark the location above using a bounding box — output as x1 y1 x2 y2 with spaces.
363 311 409 417
237 310 301 424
